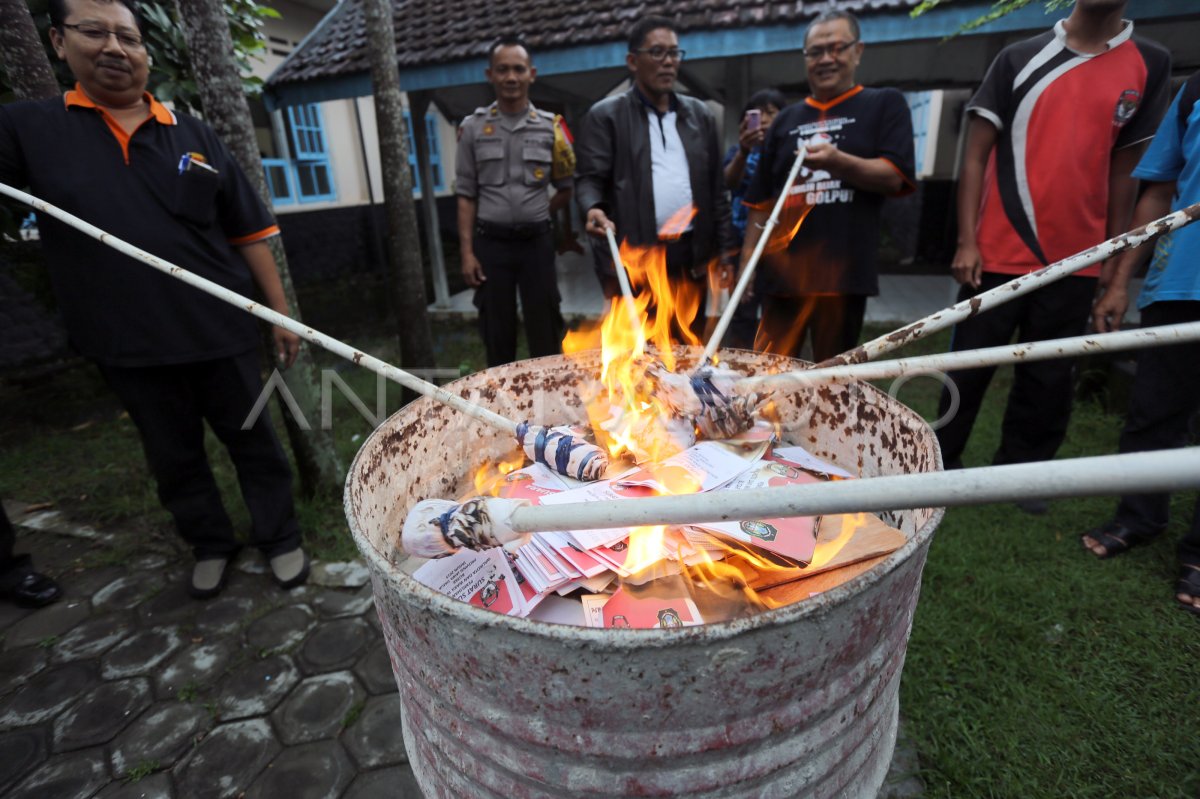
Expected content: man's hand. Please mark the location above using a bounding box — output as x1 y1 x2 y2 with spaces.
950 243 983 288
712 261 734 290
1092 287 1129 333
273 326 300 369
802 141 841 173
586 208 616 238
461 252 486 288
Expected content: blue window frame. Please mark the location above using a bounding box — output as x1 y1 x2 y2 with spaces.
284 103 336 203
262 158 295 206
404 111 445 197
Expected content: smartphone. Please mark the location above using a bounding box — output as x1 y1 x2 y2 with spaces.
745 109 761 131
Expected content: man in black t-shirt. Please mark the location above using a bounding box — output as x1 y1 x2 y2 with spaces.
742 9 915 362
0 0 309 599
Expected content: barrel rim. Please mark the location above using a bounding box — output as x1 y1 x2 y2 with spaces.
343 348 944 649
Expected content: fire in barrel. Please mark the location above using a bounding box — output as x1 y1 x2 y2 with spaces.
345 233 942 797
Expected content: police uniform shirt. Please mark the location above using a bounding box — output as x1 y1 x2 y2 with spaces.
456 102 569 226
0 87 279 367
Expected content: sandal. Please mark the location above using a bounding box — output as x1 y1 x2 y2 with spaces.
1176 564 1200 616
1079 521 1156 560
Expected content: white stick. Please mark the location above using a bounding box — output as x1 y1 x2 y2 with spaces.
505 448 1200 533
604 227 645 340
823 201 1200 367
741 320 1200 393
0 181 518 435
702 146 808 365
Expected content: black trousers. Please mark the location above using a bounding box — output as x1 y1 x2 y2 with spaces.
1111 301 1200 564
756 294 867 364
936 273 1097 467
0 503 31 589
99 350 301 561
474 228 563 367
598 234 708 343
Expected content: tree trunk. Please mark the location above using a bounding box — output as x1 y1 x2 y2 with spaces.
362 0 436 383
0 0 59 100
173 0 343 497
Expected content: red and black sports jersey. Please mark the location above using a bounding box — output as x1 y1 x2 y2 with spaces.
970 20 1170 276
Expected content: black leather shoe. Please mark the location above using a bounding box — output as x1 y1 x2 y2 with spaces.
3 571 63 608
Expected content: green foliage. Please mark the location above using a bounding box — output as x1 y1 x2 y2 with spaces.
911 0 1074 33
124 760 160 783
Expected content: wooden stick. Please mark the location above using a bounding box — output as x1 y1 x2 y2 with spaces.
741 320 1200 393
702 146 808 365
504 448 1200 533
822 201 1200 367
0 181 518 435
604 227 646 340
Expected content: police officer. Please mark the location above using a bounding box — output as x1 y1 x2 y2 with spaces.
456 35 575 367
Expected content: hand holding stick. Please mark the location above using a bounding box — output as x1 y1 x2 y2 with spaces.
701 146 807 366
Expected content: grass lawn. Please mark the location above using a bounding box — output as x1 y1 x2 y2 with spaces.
0 318 1195 796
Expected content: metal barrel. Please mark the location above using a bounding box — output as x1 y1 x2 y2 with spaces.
345 349 943 798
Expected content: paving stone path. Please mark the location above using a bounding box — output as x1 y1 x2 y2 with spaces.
0 506 923 798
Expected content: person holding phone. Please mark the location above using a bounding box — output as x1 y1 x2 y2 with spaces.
722 89 785 348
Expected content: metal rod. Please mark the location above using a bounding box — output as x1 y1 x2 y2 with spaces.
822 201 1200 367
506 448 1200 533
0 181 518 435
702 146 808 366
741 320 1200 392
604 227 646 340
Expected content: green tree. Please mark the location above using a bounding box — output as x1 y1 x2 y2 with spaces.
912 0 1073 32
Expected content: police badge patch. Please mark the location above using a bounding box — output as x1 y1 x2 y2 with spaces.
1113 89 1141 127
740 520 779 542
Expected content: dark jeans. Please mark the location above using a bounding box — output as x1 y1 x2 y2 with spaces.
756 294 867 363
1110 301 1200 564
99 350 301 561
936 273 1097 467
474 228 563 367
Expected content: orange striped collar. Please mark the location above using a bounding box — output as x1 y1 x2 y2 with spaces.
64 83 176 125
805 85 864 112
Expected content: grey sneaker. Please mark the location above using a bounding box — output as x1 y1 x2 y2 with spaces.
269 548 310 589
189 558 229 600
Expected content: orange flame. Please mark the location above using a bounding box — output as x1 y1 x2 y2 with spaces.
470 451 527 498
658 204 699 241
809 511 865 570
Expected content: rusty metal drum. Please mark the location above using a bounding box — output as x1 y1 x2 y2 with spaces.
344 348 943 798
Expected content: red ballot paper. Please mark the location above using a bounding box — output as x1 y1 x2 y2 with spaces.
693 458 822 563
601 586 703 629
466 550 524 616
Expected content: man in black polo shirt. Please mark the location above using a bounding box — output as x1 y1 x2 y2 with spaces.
0 0 308 598
742 9 915 362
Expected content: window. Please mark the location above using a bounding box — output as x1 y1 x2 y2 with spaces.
262 158 295 206
403 111 445 197
285 104 336 203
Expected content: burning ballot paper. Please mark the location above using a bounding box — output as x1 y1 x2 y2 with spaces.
686 457 826 563
601 581 703 629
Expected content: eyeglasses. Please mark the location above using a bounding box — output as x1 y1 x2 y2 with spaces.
632 47 686 63
802 40 858 61
61 23 145 50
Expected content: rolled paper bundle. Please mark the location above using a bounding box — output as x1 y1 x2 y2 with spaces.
651 364 761 441
515 422 608 482
402 496 527 558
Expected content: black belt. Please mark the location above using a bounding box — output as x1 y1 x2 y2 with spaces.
475 219 552 241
